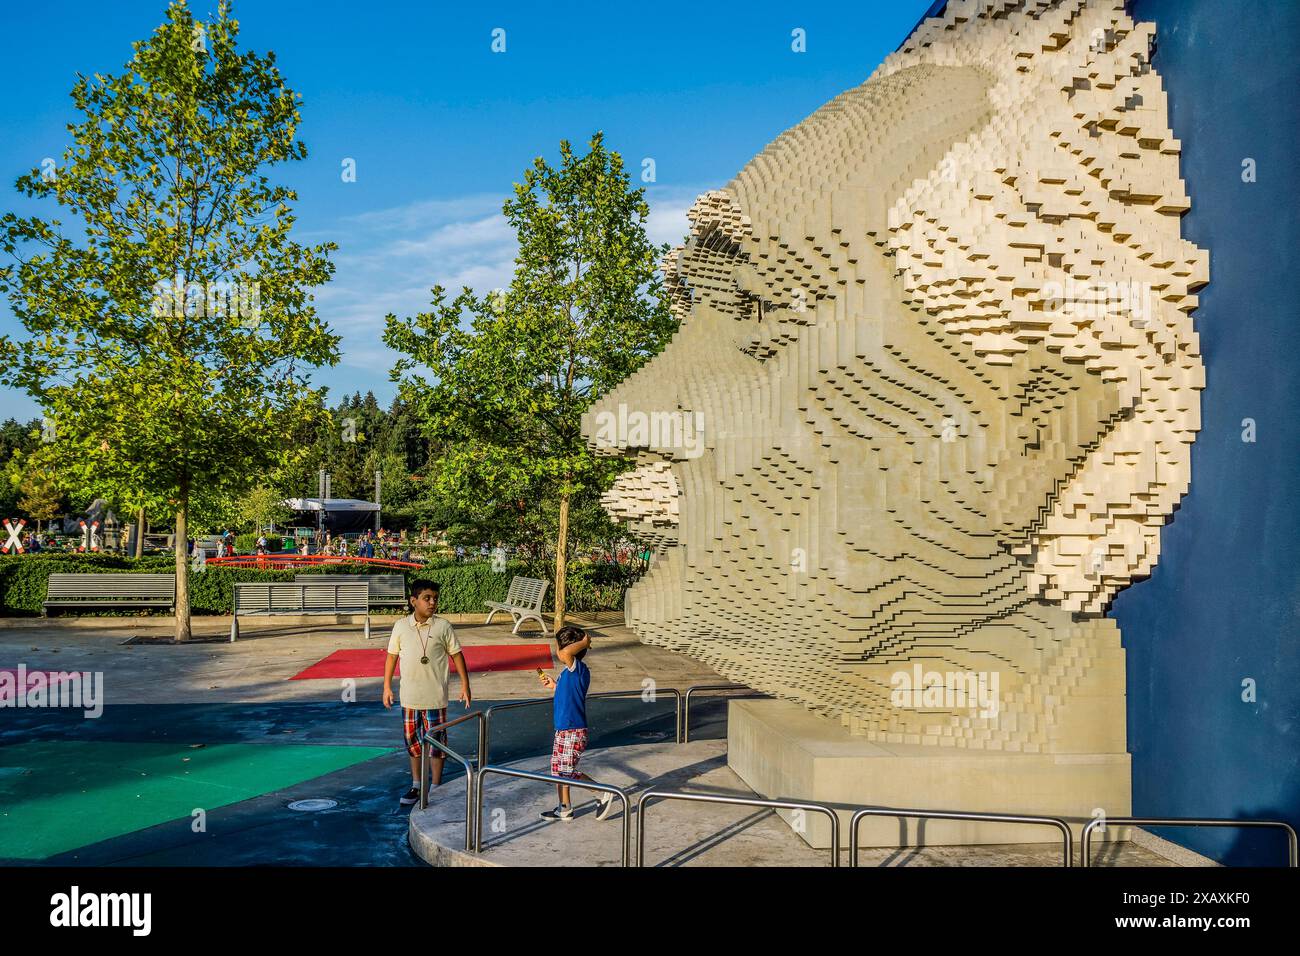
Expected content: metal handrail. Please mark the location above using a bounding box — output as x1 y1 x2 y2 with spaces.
1081 817 1299 868
637 789 841 867
417 710 487 852
682 683 771 742
475 765 633 866
482 688 683 763
849 807 1074 867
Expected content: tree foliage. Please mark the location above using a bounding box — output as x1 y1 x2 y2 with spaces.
385 132 676 623
0 0 339 638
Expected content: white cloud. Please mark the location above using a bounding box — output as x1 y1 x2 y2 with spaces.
309 183 710 396
643 185 702 250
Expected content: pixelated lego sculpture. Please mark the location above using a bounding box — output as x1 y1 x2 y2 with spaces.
584 0 1206 756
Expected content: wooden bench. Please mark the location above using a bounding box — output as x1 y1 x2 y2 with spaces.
293 574 407 607
231 581 370 642
484 575 549 635
44 573 176 614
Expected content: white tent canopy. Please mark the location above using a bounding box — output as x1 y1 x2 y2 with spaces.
284 498 380 513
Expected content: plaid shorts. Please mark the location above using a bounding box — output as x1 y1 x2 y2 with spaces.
550 728 588 779
404 707 448 758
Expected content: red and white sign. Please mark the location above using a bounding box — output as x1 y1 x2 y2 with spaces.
2 518 26 554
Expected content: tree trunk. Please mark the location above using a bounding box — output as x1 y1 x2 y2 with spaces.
554 491 570 629
174 485 191 642
133 507 145 559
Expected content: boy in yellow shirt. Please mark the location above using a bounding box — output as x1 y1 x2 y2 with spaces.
382 580 472 805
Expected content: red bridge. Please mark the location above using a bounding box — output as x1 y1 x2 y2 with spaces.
205 554 424 570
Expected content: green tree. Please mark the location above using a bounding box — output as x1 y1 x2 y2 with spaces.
0 418 42 519
10 444 65 534
0 1 339 639
385 132 676 625
236 482 291 532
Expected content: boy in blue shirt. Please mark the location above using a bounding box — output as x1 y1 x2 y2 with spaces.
537 625 614 822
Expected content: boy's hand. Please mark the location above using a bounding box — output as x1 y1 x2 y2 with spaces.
539 673 556 689
459 686 472 708
382 686 394 709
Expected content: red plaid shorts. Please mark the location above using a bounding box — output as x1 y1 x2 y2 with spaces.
550 728 588 779
404 707 448 758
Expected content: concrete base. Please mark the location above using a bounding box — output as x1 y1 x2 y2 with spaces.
728 699 1132 849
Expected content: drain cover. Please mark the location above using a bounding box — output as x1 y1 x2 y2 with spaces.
288 799 337 812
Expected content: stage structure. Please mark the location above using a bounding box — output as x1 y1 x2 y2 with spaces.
285 497 381 535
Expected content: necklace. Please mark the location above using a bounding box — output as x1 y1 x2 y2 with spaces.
414 615 432 664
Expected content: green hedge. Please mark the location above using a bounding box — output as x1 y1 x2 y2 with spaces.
299 560 629 614
0 555 633 616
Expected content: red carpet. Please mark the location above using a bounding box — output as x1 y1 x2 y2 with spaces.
289 645 554 681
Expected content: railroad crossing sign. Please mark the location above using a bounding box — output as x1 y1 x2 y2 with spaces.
79 519 101 553
2 518 25 554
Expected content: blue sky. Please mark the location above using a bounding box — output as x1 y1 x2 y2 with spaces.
0 0 934 420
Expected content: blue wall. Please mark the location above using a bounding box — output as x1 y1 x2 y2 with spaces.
1110 0 1300 865
902 0 1299 865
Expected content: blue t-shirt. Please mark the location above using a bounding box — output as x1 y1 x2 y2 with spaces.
553 659 590 731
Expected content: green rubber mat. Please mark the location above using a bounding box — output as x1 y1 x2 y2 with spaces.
0 740 390 859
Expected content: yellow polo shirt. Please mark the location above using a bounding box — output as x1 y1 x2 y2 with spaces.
388 614 462 710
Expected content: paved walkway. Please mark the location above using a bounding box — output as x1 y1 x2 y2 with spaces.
1 615 1203 867
2 613 718 705
0 614 721 865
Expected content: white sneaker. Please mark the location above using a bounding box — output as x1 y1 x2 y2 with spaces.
594 791 615 820
540 804 573 822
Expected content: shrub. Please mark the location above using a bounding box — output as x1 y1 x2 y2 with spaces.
0 553 174 616
0 555 638 616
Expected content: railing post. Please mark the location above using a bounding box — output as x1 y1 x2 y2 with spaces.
475 766 629 865
474 767 487 853
1081 817 1298 869
418 740 428 810
849 808 1073 867
636 790 839 867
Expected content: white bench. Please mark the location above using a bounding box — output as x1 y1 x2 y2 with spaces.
484 575 549 634
231 581 370 642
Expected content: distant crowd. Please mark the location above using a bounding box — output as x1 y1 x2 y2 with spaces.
198 527 413 563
